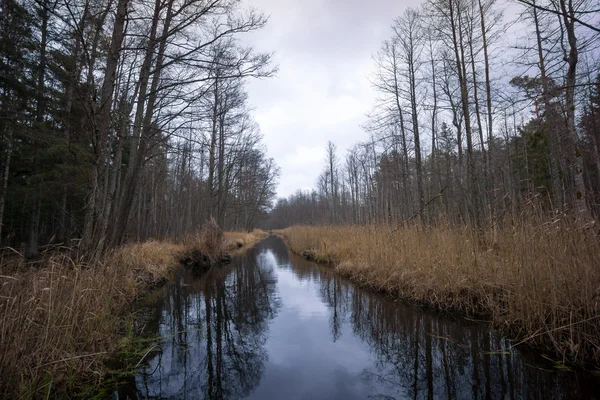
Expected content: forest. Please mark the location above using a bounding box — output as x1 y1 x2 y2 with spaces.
268 0 600 228
0 0 279 259
0 0 278 396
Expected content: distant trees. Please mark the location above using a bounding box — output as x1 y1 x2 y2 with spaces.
581 75 600 208
0 0 279 256
267 0 600 229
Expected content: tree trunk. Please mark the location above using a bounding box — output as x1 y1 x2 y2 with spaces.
208 75 219 221
112 0 174 246
407 25 424 222
0 127 12 243
479 0 497 211
532 1 563 207
429 36 439 220
451 0 480 227
468 20 490 213
82 0 129 253
392 49 411 218
27 1 49 258
559 0 591 221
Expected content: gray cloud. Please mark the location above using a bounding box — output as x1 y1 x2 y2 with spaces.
243 0 422 197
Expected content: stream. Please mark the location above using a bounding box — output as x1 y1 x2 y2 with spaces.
113 236 599 399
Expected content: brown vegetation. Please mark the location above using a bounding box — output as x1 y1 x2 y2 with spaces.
179 219 268 269
278 219 600 368
223 229 269 251
0 241 181 397
180 219 228 268
0 227 267 398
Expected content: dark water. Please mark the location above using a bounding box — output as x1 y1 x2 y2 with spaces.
114 236 599 399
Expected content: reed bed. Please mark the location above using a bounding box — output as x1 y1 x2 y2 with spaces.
0 241 182 397
279 219 600 367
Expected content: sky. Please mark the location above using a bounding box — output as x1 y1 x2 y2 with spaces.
242 0 422 198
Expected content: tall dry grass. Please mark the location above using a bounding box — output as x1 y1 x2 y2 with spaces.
0 241 182 398
279 219 600 367
223 229 268 251
180 219 267 265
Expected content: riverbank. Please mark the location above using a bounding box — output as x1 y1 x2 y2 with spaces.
0 229 267 398
277 221 600 369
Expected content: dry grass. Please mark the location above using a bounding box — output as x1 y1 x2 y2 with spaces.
223 229 268 251
0 241 181 398
278 219 600 367
181 218 226 263
180 219 267 266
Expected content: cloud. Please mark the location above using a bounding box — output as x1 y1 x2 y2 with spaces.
242 0 422 197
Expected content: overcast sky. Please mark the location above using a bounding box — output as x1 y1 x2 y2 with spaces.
242 0 422 198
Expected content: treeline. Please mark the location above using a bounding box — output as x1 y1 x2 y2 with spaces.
0 0 279 257
268 0 600 229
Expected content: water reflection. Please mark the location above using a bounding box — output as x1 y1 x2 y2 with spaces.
116 236 599 399
116 245 281 399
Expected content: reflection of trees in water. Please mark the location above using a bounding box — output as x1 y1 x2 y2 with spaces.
287 250 595 400
117 237 597 400
122 245 280 400
269 239 350 342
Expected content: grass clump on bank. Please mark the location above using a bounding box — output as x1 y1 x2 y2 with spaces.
179 219 268 269
278 219 600 368
223 229 268 251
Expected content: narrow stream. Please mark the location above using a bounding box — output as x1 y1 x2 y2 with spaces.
114 236 599 399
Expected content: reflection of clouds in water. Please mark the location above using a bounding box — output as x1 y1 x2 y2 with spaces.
257 249 283 268
262 252 375 398
247 361 375 400
265 301 373 369
274 266 329 319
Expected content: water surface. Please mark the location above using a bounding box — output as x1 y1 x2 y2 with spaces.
115 236 599 399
